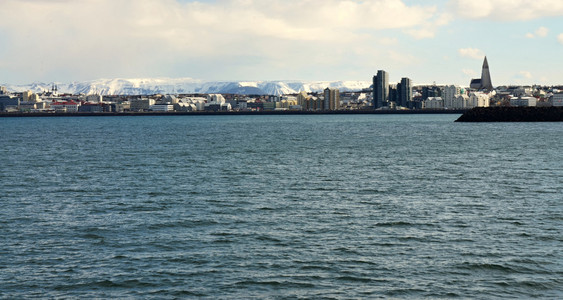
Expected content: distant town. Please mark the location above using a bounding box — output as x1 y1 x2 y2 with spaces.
1 57 562 114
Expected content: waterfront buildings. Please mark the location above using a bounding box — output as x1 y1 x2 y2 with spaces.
323 88 340 110
422 97 444 109
51 101 79 112
468 92 490 108
398 78 412 108
510 97 537 107
550 93 563 106
373 70 389 109
130 98 155 111
443 85 461 109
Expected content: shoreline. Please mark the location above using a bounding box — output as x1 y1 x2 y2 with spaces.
0 109 467 117
455 107 563 122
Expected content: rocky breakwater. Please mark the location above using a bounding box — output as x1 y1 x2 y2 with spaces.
455 106 563 122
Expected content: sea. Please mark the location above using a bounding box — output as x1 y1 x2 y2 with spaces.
1 114 561 299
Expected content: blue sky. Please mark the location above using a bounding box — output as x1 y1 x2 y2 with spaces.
1 0 562 86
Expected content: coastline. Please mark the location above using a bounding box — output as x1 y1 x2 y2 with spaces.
0 109 467 117
455 107 563 122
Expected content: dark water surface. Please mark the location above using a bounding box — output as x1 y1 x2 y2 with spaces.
1 114 561 299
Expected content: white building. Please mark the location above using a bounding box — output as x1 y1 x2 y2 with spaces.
443 85 461 109
207 94 226 104
161 95 178 104
468 92 490 108
451 95 469 109
422 97 444 109
551 93 563 106
86 94 103 103
510 97 537 107
149 104 174 112
50 101 80 112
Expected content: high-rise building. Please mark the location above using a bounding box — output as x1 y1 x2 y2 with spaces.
296 91 308 109
22 90 33 102
398 77 412 108
323 87 340 110
373 70 389 109
470 56 493 91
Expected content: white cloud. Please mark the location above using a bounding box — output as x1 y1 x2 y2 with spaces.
450 0 563 21
458 48 485 60
558 33 563 45
536 26 549 37
0 0 446 82
527 26 549 38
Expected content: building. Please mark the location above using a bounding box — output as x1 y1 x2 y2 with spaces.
443 85 461 109
0 95 19 111
323 87 340 110
452 94 470 109
373 70 388 109
130 98 155 111
468 92 490 108
296 91 308 108
78 103 104 112
422 85 442 99
85 94 103 103
398 77 412 108
50 101 79 112
22 90 33 102
207 94 226 104
422 97 444 109
510 96 537 107
149 104 175 112
470 56 493 91
550 93 563 106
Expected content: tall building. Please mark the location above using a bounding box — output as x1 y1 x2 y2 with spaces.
296 91 308 108
398 77 412 108
323 87 340 110
373 70 389 109
470 56 493 91
22 90 33 102
443 85 461 108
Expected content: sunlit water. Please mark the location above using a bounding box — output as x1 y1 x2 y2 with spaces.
1 114 561 298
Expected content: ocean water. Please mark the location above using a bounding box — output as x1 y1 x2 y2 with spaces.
0 114 561 299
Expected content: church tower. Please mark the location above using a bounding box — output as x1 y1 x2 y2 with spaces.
480 56 493 91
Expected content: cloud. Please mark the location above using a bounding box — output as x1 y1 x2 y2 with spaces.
527 26 549 38
558 33 563 45
450 0 563 21
458 48 484 60
535 27 549 37
0 0 446 83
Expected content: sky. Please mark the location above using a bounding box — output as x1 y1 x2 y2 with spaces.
1 0 562 86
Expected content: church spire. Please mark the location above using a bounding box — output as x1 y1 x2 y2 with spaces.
480 56 493 91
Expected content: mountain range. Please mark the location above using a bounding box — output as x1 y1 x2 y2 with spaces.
3 78 372 96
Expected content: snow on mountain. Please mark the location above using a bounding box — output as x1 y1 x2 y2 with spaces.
3 78 370 96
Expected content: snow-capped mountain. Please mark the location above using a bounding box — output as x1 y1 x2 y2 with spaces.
3 78 371 96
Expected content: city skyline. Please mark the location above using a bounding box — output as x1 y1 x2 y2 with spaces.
1 0 563 86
